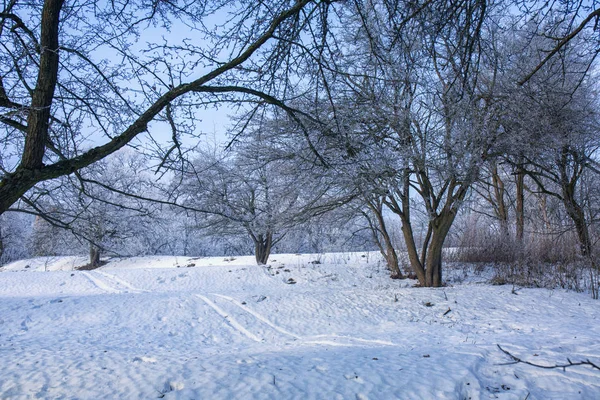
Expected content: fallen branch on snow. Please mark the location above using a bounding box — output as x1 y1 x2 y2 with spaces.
497 345 600 372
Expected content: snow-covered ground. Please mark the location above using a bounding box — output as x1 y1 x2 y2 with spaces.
0 253 598 399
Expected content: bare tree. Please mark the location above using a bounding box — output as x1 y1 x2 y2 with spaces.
502 24 600 257
21 150 160 266
0 0 324 215
176 127 336 265
301 0 496 286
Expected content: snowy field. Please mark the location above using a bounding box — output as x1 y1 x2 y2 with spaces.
0 253 598 399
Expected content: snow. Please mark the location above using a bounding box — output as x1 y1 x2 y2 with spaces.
0 253 598 399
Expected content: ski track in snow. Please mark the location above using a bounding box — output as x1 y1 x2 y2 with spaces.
94 270 148 293
304 334 396 347
195 294 264 343
212 293 302 339
82 270 146 294
81 271 121 294
211 293 397 347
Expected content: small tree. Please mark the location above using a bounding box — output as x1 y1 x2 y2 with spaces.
20 151 158 267
178 131 335 265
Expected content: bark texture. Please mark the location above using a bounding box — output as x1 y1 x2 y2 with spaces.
366 200 403 279
254 232 273 265
21 0 64 170
89 245 101 269
515 166 525 242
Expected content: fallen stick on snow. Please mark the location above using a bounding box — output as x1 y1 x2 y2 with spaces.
497 345 600 372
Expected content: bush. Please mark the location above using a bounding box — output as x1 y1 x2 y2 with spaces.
450 223 598 295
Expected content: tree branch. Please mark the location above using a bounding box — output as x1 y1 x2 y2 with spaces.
497 345 600 372
518 8 600 86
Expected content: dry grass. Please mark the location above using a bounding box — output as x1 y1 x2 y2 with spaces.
449 226 598 295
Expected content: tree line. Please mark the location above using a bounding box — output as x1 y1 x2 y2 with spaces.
1 0 599 287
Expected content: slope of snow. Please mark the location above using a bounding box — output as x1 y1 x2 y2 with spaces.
0 253 598 399
1 256 89 272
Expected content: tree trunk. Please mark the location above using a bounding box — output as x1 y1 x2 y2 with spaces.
388 170 468 287
397 169 426 285
558 147 592 257
370 204 403 279
383 240 402 279
491 164 509 237
562 188 591 257
89 244 101 269
425 235 443 287
515 166 525 242
397 206 459 287
21 0 64 170
0 0 64 217
254 232 273 265
0 225 4 263
424 212 455 287
400 215 426 285
538 194 552 233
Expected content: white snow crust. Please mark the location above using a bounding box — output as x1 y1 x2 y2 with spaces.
0 252 598 399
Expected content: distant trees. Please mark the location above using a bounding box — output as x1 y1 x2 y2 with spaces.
23 151 160 266
176 127 339 265
179 145 283 265
495 18 600 258
0 212 33 264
